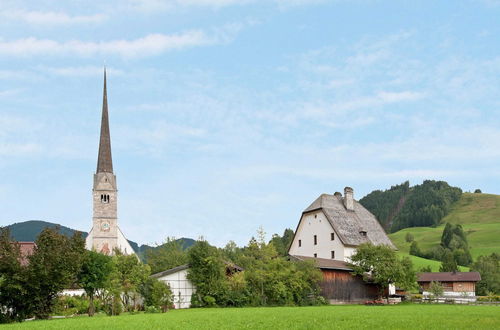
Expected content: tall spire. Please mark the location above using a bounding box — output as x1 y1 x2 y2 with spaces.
96 68 113 173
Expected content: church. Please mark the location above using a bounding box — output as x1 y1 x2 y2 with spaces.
85 69 135 256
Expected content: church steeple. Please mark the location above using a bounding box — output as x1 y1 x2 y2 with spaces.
96 68 113 173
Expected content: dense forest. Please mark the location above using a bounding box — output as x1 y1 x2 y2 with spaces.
360 180 462 232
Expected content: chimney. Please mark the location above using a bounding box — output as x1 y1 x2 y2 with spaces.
344 186 354 211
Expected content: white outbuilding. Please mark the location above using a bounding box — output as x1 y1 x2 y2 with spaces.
151 265 195 309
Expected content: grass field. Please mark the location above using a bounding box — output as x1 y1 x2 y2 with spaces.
389 193 500 269
1 305 499 330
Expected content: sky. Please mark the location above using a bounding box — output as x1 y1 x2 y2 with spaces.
0 0 499 247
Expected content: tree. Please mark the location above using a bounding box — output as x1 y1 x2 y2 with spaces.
349 243 416 300
26 228 85 319
420 265 432 272
0 228 30 323
440 223 472 266
111 253 150 311
78 251 113 316
439 250 458 272
139 277 173 312
429 281 444 301
471 253 500 295
269 228 295 257
405 233 414 243
145 237 188 274
409 241 421 256
187 239 227 306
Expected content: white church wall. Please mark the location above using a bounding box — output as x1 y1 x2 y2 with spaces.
288 211 346 261
157 268 195 309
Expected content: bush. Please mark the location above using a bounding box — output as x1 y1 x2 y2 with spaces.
52 295 89 316
144 306 161 313
203 296 217 307
405 233 414 243
104 297 122 316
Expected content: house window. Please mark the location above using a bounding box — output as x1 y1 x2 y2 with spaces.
360 231 367 237
314 253 317 258
331 251 335 259
331 233 335 241
314 214 317 218
298 239 302 247
314 235 317 245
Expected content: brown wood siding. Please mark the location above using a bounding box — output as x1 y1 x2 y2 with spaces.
453 282 475 292
320 269 379 302
420 281 476 292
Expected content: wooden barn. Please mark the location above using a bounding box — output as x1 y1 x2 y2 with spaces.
292 255 380 303
417 272 481 299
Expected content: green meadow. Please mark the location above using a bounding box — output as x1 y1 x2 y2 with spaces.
389 193 500 269
1 305 499 330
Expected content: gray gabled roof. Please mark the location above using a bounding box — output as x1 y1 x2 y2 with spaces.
151 264 190 278
303 193 395 248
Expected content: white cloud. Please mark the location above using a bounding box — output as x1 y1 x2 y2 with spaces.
0 10 106 26
0 89 21 98
39 66 124 77
123 0 327 12
0 29 227 58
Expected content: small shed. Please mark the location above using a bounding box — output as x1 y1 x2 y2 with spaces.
152 263 243 309
417 272 481 298
291 255 380 303
152 265 195 309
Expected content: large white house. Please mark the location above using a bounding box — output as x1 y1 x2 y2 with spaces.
288 187 396 303
288 187 395 262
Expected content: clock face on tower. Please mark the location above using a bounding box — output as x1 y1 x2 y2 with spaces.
101 222 110 232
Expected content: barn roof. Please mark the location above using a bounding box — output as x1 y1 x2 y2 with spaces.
417 272 481 282
291 255 353 271
303 193 395 248
151 264 190 278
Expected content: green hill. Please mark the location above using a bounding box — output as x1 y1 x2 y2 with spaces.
389 192 500 268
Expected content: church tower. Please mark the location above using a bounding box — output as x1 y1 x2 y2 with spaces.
85 69 135 256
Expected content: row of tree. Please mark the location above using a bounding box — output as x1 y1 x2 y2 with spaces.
146 228 417 306
148 229 324 307
0 227 171 323
408 223 473 268
360 180 462 232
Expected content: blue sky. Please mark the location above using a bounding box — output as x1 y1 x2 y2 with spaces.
1 0 499 247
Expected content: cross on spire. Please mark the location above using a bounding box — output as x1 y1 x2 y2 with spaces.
96 68 113 173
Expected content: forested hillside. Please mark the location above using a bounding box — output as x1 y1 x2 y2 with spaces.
360 180 462 232
4 220 195 260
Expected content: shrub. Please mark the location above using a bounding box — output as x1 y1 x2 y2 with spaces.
405 233 414 243
104 296 122 316
145 306 161 313
203 296 217 307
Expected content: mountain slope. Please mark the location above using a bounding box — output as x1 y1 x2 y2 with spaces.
389 193 500 262
360 180 462 232
3 220 195 258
